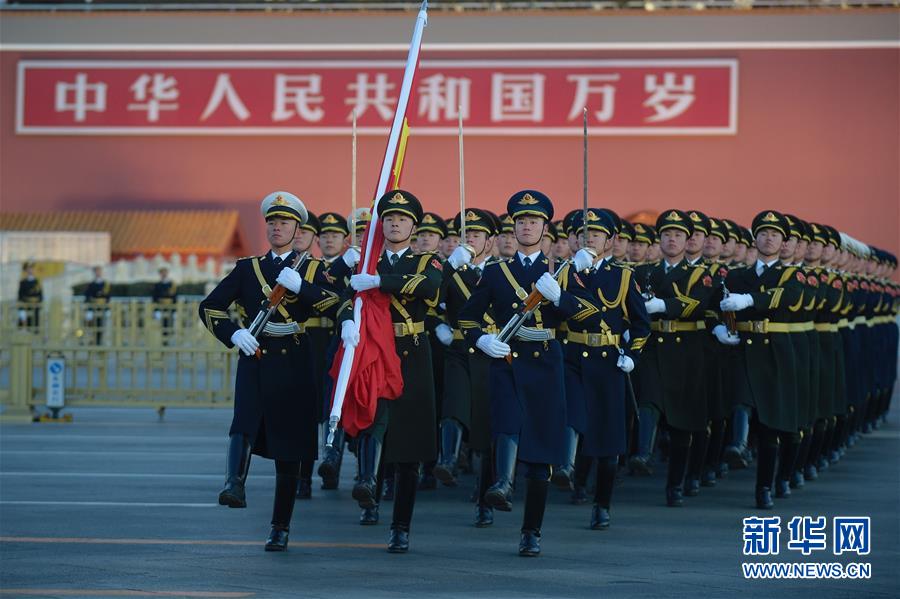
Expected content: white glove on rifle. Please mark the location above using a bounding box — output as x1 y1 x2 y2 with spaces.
153 310 162 321
447 245 473 270
712 324 741 346
644 297 666 315
350 273 381 292
85 309 95 322
341 320 360 349
535 272 561 306
720 293 753 312
617 354 635 373
572 248 596 272
342 247 361 268
476 333 511 359
276 267 302 293
435 323 454 347
231 329 259 357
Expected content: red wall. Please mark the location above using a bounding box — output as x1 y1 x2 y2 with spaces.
2 47 897 256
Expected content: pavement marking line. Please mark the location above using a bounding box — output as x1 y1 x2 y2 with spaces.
0 451 223 457
0 536 384 549
0 501 216 508
0 472 251 480
0 591 254 597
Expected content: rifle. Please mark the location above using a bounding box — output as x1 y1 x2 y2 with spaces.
720 279 738 335
246 251 310 359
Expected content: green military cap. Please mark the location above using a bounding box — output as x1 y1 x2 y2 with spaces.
688 210 711 236
600 209 622 235
618 220 635 241
740 226 754 246
544 221 559 242
751 210 789 238
809 222 828 245
633 222 657 244
723 219 741 242
553 220 568 240
301 211 321 235
783 214 804 240
563 209 581 235
318 212 349 236
708 217 728 242
378 189 424 223
445 217 459 238
417 212 447 238
499 213 515 234
656 209 694 237
572 208 616 237
454 209 497 235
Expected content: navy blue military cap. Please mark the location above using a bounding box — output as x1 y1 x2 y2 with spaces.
751 210 790 238
656 209 694 237
571 208 616 237
507 190 554 221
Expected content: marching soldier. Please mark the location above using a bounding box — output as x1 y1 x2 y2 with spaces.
84 265 111 345
720 210 806 509
552 221 572 262
339 190 442 553
560 209 651 529
627 223 656 264
17 261 42 329
432 209 499 527
629 210 719 507
152 267 177 343
200 191 340 551
458 190 584 556
441 217 461 259
496 214 518 259
293 212 320 255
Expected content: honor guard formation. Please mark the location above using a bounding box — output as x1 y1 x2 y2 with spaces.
199 190 898 556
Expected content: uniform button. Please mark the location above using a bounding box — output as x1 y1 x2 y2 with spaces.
281 349 287 355
512 302 519 309
468 347 475 354
262 349 268 355
601 351 608 358
403 350 409 356
401 299 407 305
582 351 589 358
512 352 519 359
764 339 770 345
533 351 540 358
675 336 681 343
562 339 568 344
658 337 664 343
747 339 753 345
601 307 607 312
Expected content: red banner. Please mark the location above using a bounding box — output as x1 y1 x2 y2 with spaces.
16 58 736 135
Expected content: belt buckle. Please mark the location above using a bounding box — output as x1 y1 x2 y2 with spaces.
661 320 676 334
587 333 601 347
393 323 405 336
752 321 766 334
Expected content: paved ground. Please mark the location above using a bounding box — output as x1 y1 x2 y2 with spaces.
0 406 897 599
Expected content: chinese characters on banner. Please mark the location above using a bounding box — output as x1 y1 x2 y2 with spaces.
17 59 737 135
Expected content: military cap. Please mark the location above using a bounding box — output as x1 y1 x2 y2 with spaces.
553 220 569 240
656 209 694 237
809 223 828 245
544 221 559 242
822 225 841 249
261 191 308 224
688 210 711 236
417 212 447 238
378 189 423 223
633 222 657 244
783 214 804 240
708 218 728 242
751 210 789 238
571 208 616 237
350 207 371 235
618 220 635 241
445 217 459 238
563 209 582 235
507 190 553 221
318 212 349 236
740 226 754 246
723 219 741 242
600 209 622 235
454 209 497 235
301 211 321 235
498 213 515 234
484 210 502 235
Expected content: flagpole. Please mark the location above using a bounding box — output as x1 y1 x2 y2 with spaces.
458 105 467 246
351 110 357 248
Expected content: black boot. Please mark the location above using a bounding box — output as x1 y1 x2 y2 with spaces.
433 419 464 487
352 434 382 509
519 477 549 557
685 426 709 497
296 461 313 500
360 505 379 525
590 505 611 530
318 426 345 490
218 434 251 508
388 463 419 553
552 427 579 491
791 427 812 489
475 450 494 528
591 457 616 530
485 434 518 512
724 408 751 469
775 433 799 499
755 440 778 510
628 408 658 476
665 438 690 508
265 470 299 551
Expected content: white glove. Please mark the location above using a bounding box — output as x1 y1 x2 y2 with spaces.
276 267 302 293
341 320 360 349
476 333 511 359
342 247 361 268
85 309 95 322
17 309 27 323
350 273 381 292
435 323 454 347
616 354 635 373
153 310 162 321
572 248 595 272
230 329 259 357
447 245 472 270
712 324 741 346
623 329 631 343
644 298 666 315
720 293 753 312
535 272 561 306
